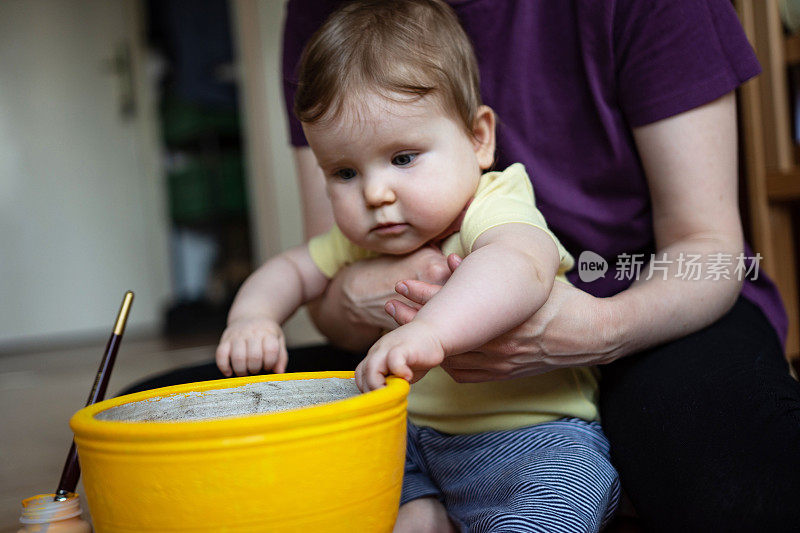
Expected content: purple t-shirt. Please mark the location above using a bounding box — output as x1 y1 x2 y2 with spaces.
282 0 788 346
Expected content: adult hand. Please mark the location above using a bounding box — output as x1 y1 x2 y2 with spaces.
387 255 622 382
330 245 452 332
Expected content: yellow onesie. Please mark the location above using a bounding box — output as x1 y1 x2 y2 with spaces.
309 163 599 434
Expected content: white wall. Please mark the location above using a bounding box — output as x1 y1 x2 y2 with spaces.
0 0 171 347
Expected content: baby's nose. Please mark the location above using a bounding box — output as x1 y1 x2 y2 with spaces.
363 176 396 207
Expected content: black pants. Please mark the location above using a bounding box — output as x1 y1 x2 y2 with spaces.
122 296 800 531
599 296 800 532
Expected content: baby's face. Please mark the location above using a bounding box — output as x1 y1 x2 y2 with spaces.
304 93 489 254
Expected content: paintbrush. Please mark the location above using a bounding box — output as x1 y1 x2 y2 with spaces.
54 291 134 501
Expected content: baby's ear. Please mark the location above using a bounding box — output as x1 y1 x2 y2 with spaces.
472 105 496 170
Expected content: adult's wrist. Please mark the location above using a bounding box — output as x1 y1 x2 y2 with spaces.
595 294 636 363
306 295 380 353
305 260 389 351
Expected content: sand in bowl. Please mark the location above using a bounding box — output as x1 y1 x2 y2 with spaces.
96 377 362 422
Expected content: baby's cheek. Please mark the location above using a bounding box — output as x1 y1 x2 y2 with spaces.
337 221 368 248
332 206 363 237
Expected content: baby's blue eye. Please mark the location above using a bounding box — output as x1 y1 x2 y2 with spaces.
392 153 416 166
335 168 357 180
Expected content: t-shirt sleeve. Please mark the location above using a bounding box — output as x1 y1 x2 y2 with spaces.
307 225 379 278
282 0 343 147
614 0 761 127
460 163 575 275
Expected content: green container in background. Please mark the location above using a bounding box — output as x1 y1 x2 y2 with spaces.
167 152 247 225
217 154 247 216
161 96 240 147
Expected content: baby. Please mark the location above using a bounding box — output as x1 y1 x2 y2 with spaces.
217 0 618 530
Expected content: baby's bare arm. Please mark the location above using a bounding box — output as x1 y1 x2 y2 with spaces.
216 246 328 376
414 223 560 356
227 245 329 324
355 223 560 390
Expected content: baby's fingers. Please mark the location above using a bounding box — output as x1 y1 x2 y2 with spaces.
354 358 378 392
356 352 389 392
354 359 365 392
387 350 413 383
361 350 413 391
215 342 233 377
273 340 288 374
246 337 264 375
261 336 285 374
364 354 386 391
230 339 249 376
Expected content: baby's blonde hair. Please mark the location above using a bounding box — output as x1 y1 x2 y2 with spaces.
294 0 482 135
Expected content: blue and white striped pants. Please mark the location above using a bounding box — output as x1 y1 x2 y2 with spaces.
401 418 620 532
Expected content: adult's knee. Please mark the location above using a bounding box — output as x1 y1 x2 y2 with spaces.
598 300 800 531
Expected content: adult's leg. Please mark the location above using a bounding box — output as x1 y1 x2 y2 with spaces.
119 344 364 395
600 296 800 532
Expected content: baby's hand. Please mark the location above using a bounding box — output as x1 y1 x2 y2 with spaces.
216 317 288 377
355 321 444 391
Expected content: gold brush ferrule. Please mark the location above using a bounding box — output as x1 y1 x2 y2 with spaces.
113 291 134 335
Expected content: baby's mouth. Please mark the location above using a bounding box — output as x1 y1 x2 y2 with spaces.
371 222 409 235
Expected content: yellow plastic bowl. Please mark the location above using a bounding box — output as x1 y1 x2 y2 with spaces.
70 371 409 532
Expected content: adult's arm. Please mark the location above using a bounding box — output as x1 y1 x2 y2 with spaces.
389 92 744 381
294 146 452 352
605 91 743 355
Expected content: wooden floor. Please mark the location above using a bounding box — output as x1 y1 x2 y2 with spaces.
0 335 215 531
